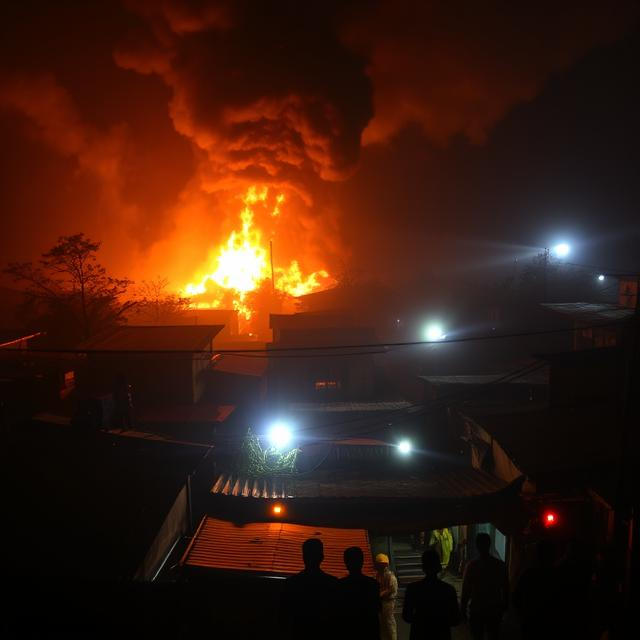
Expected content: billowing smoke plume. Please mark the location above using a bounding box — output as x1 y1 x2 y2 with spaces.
344 0 638 145
0 0 637 284
115 0 374 200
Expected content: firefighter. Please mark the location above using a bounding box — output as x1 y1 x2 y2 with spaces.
429 528 454 574
375 553 398 640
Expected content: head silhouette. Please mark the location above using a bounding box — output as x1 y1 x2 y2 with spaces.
476 532 491 556
344 546 364 574
422 549 441 577
302 538 324 570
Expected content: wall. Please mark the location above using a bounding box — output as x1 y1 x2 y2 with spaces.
83 353 199 407
135 484 190 581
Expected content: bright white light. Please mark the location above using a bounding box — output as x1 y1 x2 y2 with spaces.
598 274 605 282
425 324 446 341
268 423 292 449
553 243 570 258
398 440 412 455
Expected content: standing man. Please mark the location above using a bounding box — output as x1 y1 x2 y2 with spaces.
429 528 454 575
375 553 398 640
339 546 380 639
402 549 460 640
461 533 509 640
279 538 339 640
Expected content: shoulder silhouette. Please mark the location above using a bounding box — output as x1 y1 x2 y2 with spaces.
402 549 460 640
338 546 380 639
279 538 339 640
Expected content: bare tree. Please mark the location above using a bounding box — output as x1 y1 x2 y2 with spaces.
131 276 191 324
6 233 133 341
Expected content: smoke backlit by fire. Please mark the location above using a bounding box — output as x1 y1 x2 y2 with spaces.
184 186 331 319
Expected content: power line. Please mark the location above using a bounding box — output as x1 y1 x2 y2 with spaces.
561 261 639 278
7 319 632 358
215 358 549 443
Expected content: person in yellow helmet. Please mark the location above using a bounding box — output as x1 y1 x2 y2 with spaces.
375 553 398 640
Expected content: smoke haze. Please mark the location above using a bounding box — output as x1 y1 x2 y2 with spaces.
1 0 638 287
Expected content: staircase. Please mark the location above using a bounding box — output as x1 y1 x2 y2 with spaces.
393 548 424 609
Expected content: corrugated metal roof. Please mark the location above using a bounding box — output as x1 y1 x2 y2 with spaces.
541 302 633 324
211 468 506 500
419 371 548 385
211 354 268 377
181 516 374 577
80 325 223 351
136 403 235 423
290 401 413 413
0 330 43 348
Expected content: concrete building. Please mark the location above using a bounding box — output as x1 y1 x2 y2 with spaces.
268 312 380 403
79 325 223 406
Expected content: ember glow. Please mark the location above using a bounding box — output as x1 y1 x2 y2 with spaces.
184 186 331 319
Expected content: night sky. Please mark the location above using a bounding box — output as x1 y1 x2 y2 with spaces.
1 0 639 289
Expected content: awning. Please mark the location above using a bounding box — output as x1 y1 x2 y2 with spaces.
180 516 374 577
207 469 526 533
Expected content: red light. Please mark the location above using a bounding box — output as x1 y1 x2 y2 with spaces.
543 511 558 527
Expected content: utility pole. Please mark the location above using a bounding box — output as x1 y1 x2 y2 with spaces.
542 247 550 301
617 274 640 608
269 240 275 293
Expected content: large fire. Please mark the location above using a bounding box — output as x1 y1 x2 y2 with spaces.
184 186 331 320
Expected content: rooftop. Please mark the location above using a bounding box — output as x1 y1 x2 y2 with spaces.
541 302 633 324
211 467 507 500
6 420 208 580
181 516 375 577
0 329 43 348
211 353 268 377
290 401 413 413
461 403 631 484
419 371 548 385
80 325 223 352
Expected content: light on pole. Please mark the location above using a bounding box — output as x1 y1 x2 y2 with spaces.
542 242 571 300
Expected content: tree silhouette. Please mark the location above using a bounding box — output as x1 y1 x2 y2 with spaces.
130 276 191 324
5 233 133 342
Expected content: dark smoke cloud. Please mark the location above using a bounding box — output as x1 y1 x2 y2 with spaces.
343 0 639 145
0 0 638 285
115 0 374 200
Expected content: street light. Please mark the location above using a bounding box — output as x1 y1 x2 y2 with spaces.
424 323 446 341
542 241 572 300
398 439 412 455
552 243 571 258
268 422 292 449
598 274 605 282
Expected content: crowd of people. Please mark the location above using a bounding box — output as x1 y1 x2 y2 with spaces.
278 535 471 640
279 532 604 640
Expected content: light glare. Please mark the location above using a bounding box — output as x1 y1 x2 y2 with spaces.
268 423 292 449
398 440 412 455
598 274 605 281
425 324 446 341
553 243 570 258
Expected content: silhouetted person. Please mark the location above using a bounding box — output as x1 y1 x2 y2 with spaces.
338 546 380 639
112 372 133 431
460 533 509 640
513 540 559 640
555 539 594 638
279 538 339 640
402 549 460 640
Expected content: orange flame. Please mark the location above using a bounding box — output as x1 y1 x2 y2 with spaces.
184 186 331 319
